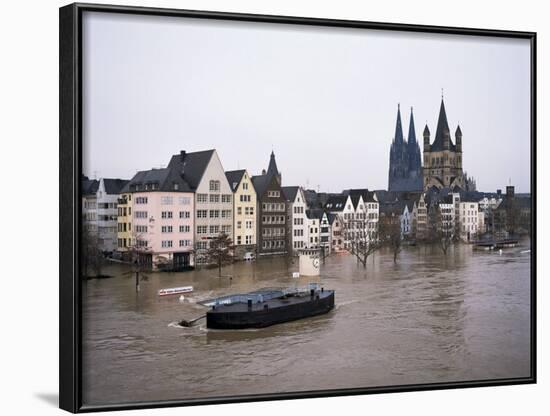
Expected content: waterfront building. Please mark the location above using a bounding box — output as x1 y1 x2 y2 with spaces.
413 193 429 241
493 185 531 237
347 189 379 240
168 150 233 264
125 167 194 269
94 178 128 253
82 176 99 235
116 191 132 256
423 98 469 191
282 186 308 254
325 194 354 250
252 152 287 255
401 202 414 239
225 169 257 257
319 211 332 255
388 105 423 192
328 213 343 252
457 198 480 242
305 209 321 249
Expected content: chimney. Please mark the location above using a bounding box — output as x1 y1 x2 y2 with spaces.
506 186 515 199
496 189 502 197
180 150 186 161
262 169 266 175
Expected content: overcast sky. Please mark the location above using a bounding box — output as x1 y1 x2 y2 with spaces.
82 11 531 193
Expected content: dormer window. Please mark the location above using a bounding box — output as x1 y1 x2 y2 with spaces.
173 182 179 190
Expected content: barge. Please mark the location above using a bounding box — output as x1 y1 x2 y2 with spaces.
204 284 334 329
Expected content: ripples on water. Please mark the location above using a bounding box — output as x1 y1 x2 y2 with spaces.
82 243 531 405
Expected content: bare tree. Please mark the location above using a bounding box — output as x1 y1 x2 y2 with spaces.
430 205 456 255
121 231 151 292
81 219 104 279
206 233 236 277
379 212 402 263
343 216 381 269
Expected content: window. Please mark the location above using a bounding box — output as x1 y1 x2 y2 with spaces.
210 194 220 203
135 225 148 233
245 235 252 245
237 236 242 245
179 196 191 205
135 197 148 204
161 240 173 248
243 182 248 190
222 225 231 234
161 211 173 219
237 207 242 215
197 194 207 203
268 190 280 198
209 210 220 218
161 225 173 233
197 225 207 234
210 225 219 234
209 180 220 192
179 211 190 219
222 194 232 203
237 221 242 229
161 196 173 205
246 220 253 229
197 210 207 218
179 225 190 233
179 240 191 247
135 211 147 219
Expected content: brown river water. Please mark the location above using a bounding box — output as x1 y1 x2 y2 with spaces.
82 242 531 406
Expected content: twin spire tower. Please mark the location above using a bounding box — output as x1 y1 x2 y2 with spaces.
388 104 423 192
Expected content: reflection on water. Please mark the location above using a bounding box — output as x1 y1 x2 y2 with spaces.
82 242 531 405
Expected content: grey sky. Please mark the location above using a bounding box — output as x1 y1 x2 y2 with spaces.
82 11 531 193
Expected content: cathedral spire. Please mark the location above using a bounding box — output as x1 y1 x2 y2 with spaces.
431 97 454 151
407 106 417 145
266 150 281 184
394 103 404 144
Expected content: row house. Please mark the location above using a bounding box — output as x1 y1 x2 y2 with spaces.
168 150 234 265
282 186 308 254
82 177 128 254
325 195 352 250
116 190 132 255
226 169 257 257
413 193 429 240
252 152 287 255
305 209 321 249
457 198 482 242
123 167 194 269
328 213 344 253
348 189 379 240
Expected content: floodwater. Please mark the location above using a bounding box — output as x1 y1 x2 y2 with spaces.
82 242 532 406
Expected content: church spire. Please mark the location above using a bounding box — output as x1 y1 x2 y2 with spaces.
394 103 404 144
407 106 417 145
432 97 454 151
266 150 281 184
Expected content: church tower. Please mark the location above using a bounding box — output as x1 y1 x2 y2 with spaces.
422 98 465 190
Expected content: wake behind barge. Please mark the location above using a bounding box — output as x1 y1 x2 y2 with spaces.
203 284 335 329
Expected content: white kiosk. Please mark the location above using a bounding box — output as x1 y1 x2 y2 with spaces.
298 248 321 277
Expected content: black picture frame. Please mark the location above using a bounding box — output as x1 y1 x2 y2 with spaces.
59 3 537 413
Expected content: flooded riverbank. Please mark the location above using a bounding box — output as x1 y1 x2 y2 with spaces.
82 242 531 405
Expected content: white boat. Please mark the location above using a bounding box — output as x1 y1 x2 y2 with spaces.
158 286 194 296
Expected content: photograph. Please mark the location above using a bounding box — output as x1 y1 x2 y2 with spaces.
71 5 534 409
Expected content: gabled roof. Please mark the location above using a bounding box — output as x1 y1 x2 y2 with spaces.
250 173 281 197
124 167 192 193
327 212 338 225
282 186 300 202
167 149 215 190
306 208 325 220
348 188 376 203
82 178 99 196
102 178 129 195
324 195 348 212
225 170 246 192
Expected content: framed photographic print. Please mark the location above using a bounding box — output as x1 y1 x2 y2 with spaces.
59 3 536 413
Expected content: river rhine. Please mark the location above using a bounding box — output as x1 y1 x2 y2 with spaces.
82 242 531 405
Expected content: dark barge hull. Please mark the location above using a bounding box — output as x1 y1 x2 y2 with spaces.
206 291 335 329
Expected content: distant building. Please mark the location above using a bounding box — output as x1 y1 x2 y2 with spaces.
252 152 287 256
226 169 257 257
388 105 423 192
116 191 132 255
124 167 194 269
423 98 471 191
282 186 308 254
83 177 128 254
168 150 233 265
494 185 531 237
